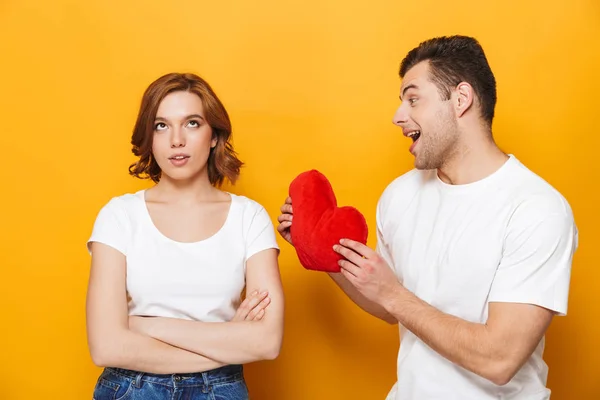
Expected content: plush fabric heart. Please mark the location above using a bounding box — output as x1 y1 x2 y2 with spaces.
289 170 369 272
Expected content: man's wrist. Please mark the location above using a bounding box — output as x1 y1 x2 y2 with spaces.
382 282 410 319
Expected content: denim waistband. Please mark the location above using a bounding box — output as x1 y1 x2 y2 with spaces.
105 364 244 387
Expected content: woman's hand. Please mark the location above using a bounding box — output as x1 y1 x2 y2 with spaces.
232 290 271 322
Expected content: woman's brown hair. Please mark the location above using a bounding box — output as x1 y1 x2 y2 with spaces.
128 72 243 186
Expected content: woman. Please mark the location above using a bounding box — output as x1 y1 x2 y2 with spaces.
86 72 284 399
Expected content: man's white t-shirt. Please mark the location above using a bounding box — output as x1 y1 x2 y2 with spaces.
377 155 578 400
87 190 279 322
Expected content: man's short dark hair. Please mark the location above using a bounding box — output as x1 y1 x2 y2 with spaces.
399 35 497 126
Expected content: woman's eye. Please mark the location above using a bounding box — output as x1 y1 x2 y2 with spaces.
155 122 167 131
187 120 200 128
409 98 417 105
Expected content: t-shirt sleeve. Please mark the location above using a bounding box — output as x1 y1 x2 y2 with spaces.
375 188 398 278
87 198 131 256
375 200 394 269
244 202 280 262
488 196 578 316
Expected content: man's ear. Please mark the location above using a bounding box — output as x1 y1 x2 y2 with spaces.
455 82 474 118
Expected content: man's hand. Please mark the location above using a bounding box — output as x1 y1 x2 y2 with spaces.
276 197 293 245
333 238 402 307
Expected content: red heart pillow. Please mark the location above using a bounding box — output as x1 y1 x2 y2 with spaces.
289 170 369 272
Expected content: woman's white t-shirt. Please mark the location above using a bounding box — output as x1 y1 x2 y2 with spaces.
87 190 279 322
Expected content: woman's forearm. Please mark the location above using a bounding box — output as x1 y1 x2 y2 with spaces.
90 327 226 374
135 317 283 365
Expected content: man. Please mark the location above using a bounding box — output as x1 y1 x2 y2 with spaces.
276 35 578 399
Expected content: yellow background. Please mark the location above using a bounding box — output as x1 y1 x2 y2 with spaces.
1 0 598 398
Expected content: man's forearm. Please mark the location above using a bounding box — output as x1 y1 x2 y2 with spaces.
328 272 397 324
383 285 512 385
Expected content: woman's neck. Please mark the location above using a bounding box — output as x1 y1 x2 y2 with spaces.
149 174 223 204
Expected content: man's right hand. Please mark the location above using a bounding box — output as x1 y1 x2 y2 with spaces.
276 196 294 245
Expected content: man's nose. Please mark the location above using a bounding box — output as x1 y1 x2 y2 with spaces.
392 105 409 127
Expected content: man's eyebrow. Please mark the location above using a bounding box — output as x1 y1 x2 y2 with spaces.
400 84 419 100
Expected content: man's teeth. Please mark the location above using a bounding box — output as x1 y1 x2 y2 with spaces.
408 131 421 142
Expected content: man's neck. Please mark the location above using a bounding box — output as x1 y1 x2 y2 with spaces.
437 135 509 185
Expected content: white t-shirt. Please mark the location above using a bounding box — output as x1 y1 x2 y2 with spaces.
87 190 279 322
377 155 578 400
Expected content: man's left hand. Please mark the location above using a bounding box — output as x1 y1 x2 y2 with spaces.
333 239 402 307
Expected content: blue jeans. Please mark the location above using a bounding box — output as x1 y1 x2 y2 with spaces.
92 364 249 400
